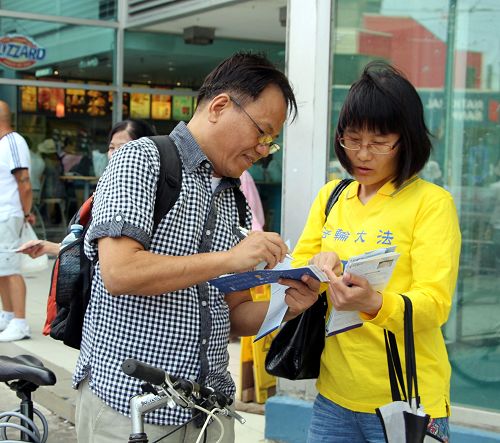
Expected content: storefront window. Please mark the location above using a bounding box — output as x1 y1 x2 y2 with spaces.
329 0 500 412
0 15 116 237
0 0 116 21
0 18 115 82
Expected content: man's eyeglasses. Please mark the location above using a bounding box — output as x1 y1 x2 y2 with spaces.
229 96 280 154
338 136 398 155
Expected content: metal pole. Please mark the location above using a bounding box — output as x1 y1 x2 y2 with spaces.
443 0 457 186
113 0 126 124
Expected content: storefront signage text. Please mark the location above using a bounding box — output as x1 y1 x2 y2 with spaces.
425 97 484 122
0 34 46 70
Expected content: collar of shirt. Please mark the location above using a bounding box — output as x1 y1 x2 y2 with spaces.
345 175 419 200
169 122 209 174
169 121 241 190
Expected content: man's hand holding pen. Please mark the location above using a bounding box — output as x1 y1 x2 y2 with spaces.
227 227 321 319
237 227 294 261
227 230 288 272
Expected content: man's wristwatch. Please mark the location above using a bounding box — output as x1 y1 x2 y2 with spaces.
24 212 31 219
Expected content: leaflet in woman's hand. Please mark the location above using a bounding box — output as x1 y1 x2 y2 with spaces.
325 246 400 336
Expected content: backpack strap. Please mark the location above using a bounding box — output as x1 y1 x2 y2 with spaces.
78 196 94 226
148 135 182 235
148 135 247 233
233 187 247 227
324 178 354 218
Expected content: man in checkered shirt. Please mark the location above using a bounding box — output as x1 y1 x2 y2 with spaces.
74 52 321 442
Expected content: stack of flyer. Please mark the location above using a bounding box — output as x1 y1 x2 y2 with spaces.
325 246 400 336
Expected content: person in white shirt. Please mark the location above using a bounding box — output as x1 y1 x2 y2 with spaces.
0 100 34 342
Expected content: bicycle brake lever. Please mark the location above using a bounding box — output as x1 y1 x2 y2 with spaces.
141 383 158 396
223 408 246 424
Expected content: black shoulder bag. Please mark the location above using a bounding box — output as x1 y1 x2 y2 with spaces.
265 178 353 380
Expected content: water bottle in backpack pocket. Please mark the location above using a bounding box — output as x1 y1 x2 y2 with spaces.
60 224 84 249
42 198 95 350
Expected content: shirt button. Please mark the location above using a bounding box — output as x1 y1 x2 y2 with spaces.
206 230 211 236
204 162 210 169
115 215 122 222
201 300 208 307
201 339 207 345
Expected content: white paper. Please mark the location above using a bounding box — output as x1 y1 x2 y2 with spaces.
254 282 289 341
254 256 293 342
326 246 400 336
252 241 329 342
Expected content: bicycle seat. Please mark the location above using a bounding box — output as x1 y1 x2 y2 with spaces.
0 355 56 386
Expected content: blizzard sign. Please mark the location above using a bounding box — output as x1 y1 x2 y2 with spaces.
0 34 46 70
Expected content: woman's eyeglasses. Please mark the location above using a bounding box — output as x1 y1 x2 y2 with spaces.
338 136 398 155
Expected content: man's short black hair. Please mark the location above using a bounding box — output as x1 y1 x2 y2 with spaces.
334 61 432 187
197 51 297 120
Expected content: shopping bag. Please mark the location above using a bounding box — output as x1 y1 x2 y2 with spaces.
375 295 438 443
19 223 48 275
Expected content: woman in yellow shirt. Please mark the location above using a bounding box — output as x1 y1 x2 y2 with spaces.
293 62 461 442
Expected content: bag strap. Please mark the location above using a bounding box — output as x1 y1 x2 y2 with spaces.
149 135 247 233
402 294 421 408
384 329 407 402
78 196 94 226
148 135 182 236
384 295 421 409
233 187 247 227
325 178 354 218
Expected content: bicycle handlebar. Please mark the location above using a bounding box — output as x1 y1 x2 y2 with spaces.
121 358 232 408
122 358 165 386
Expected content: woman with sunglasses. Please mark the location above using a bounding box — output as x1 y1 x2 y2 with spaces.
292 62 461 442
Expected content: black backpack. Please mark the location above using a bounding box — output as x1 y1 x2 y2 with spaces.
44 136 247 349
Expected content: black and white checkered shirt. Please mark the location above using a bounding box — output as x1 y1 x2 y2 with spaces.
73 122 251 426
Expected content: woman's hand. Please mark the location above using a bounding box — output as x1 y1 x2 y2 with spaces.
309 252 342 276
323 268 382 316
17 240 60 258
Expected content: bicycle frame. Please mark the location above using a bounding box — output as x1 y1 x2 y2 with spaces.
129 393 172 438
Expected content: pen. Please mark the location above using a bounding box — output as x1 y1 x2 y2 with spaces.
237 226 294 261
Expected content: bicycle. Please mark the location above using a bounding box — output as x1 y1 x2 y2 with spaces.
122 358 246 443
0 354 56 442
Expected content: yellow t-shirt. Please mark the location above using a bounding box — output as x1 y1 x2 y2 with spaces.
293 176 461 418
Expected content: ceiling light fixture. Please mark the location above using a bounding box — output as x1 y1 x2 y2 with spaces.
183 26 215 45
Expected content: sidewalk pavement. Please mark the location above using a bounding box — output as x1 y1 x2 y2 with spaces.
0 260 267 442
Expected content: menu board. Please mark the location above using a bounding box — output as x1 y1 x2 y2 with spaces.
172 95 193 122
38 87 65 113
130 85 151 119
66 84 86 115
21 86 37 112
151 94 172 120
87 90 109 117
86 81 110 117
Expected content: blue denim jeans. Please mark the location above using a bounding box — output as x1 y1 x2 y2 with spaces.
307 394 450 443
